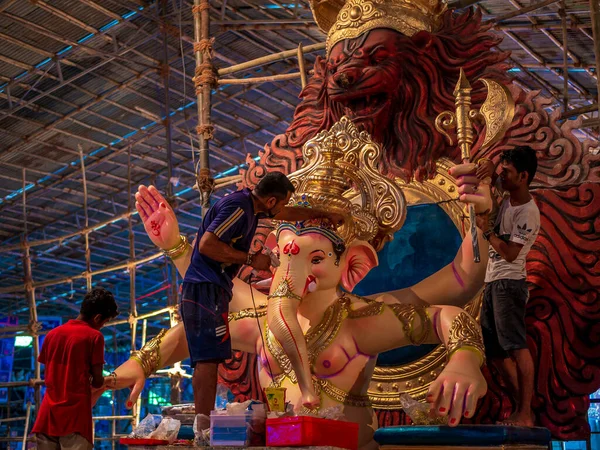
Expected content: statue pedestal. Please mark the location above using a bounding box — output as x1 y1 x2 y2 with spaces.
374 425 551 450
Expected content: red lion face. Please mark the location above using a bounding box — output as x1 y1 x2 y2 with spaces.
326 29 402 146
281 9 510 182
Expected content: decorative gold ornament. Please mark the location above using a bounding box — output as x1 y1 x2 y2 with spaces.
286 116 406 251
267 278 303 302
446 311 486 367
229 305 267 322
387 303 431 346
162 235 190 260
130 328 167 378
309 0 447 56
435 68 515 263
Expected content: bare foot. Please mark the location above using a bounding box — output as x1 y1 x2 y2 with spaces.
499 411 534 427
302 391 320 409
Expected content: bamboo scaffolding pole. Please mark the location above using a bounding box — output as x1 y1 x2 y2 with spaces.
297 44 308 89
0 212 134 253
22 402 31 450
107 307 174 326
218 72 301 85
591 0 600 126
193 0 214 212
560 1 569 113
79 145 92 291
490 0 561 23
0 252 163 294
560 103 600 119
218 42 325 76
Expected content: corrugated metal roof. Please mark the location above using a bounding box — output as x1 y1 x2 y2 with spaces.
0 0 597 322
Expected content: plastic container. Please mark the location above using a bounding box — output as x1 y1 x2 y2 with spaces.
210 409 266 447
266 416 359 450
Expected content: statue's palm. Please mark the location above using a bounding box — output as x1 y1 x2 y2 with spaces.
135 185 181 250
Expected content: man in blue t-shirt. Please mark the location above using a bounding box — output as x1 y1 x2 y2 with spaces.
181 172 295 423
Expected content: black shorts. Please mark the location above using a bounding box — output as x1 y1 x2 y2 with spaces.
481 278 529 359
180 282 232 365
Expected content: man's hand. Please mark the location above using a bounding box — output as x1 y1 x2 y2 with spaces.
475 213 490 232
135 185 180 250
250 253 272 272
449 163 493 216
426 350 487 426
476 159 495 182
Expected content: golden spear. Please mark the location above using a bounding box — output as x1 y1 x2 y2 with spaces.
435 68 515 263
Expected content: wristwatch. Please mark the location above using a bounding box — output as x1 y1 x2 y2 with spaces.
483 229 494 241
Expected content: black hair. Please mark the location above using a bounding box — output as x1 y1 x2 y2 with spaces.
500 145 538 185
254 172 295 201
80 288 118 321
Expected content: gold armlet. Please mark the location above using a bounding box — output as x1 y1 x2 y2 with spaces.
446 312 486 367
229 306 267 322
267 279 303 302
387 304 431 345
130 328 167 378
163 235 189 260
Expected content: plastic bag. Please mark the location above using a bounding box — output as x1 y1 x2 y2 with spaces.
318 405 347 421
400 393 448 425
193 414 211 446
215 384 235 410
148 417 181 444
129 413 161 438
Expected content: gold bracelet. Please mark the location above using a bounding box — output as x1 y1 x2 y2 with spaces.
476 157 492 166
446 312 486 367
163 235 189 260
387 304 431 345
130 329 167 378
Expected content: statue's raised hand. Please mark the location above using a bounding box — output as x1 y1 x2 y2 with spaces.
426 350 487 426
135 185 180 250
449 163 493 216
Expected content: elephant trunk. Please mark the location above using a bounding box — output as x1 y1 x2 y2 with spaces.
267 258 319 408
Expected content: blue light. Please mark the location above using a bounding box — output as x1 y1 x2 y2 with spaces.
57 46 73 56
99 20 120 33
35 58 53 69
77 33 95 44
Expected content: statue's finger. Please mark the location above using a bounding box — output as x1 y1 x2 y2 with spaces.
455 175 480 187
126 379 145 409
463 386 479 419
135 191 153 217
135 200 149 222
458 184 479 196
148 185 167 207
139 185 159 210
435 382 454 417
448 385 467 426
426 379 442 406
449 163 477 178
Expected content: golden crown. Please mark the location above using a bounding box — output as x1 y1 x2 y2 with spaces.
286 116 406 251
309 0 447 56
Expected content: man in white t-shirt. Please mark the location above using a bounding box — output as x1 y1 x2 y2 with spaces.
476 146 540 427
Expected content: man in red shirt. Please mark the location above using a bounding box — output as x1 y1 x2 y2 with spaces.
32 288 118 449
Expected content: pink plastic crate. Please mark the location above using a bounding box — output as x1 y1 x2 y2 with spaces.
266 416 359 450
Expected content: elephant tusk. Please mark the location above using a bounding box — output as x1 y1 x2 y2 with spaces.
252 277 273 289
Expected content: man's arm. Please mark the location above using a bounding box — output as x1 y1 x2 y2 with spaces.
90 334 105 388
90 364 104 389
476 213 524 263
199 232 249 265
200 205 271 270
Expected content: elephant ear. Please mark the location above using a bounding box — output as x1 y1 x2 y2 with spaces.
264 230 278 252
341 241 378 292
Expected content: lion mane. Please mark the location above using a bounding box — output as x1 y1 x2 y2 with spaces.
242 8 512 185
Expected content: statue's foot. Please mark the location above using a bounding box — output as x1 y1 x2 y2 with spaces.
302 390 320 409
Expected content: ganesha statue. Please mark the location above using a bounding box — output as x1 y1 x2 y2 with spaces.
103 117 493 448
